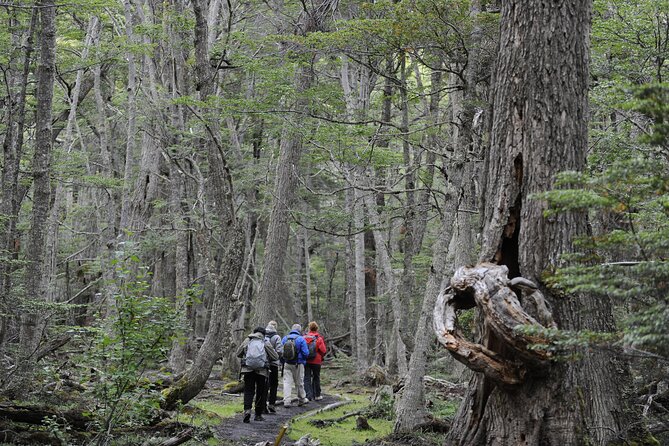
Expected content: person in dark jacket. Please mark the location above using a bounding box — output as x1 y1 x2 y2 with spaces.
235 327 278 422
304 321 327 401
264 320 283 413
281 323 309 408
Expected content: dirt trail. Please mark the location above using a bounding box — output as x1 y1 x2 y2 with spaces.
216 395 337 445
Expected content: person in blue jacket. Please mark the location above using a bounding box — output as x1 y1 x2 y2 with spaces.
281 323 310 408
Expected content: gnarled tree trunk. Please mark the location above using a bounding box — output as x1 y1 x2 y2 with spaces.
434 1 636 444
161 0 245 410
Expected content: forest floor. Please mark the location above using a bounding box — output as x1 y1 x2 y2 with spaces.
215 393 340 445
183 357 454 446
188 375 397 446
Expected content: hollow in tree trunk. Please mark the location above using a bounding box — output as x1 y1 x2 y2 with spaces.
434 1 637 444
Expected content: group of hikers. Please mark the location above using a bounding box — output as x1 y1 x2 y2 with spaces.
235 320 327 423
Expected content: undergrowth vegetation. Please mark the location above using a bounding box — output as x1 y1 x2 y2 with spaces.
288 395 393 446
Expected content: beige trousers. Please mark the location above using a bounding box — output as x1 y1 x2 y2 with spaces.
282 363 307 405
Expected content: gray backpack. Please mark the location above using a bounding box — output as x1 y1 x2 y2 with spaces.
245 338 268 370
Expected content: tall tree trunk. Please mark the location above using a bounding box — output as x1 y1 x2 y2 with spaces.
253 65 311 326
92 25 119 323
161 0 245 410
339 56 376 367
19 0 57 358
394 195 457 432
167 5 192 373
43 16 98 305
303 221 313 323
393 68 448 432
0 8 36 347
362 187 407 375
344 187 357 359
130 0 163 230
167 148 191 374
439 1 635 444
253 0 334 326
397 54 417 353
119 0 138 231
353 181 369 371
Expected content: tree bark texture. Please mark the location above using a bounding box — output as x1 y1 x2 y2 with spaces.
19 0 56 358
440 1 635 445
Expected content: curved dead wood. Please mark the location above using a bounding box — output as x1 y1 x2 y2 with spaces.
433 263 555 385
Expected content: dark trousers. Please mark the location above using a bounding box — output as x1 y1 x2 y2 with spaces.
243 371 267 416
304 363 321 400
267 364 279 406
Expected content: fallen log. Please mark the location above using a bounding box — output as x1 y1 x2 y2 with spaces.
295 396 352 421
423 375 460 389
34 333 72 362
157 428 193 446
308 409 364 427
0 404 92 430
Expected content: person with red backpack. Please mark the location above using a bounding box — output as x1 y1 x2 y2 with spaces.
303 321 327 401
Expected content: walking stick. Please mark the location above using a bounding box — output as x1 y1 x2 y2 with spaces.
274 424 288 446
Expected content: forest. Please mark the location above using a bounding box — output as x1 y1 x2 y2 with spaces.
0 0 668 444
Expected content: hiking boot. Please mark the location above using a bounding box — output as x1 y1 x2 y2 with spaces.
315 396 323 401
298 398 309 406
283 403 292 408
254 414 265 421
267 405 276 413
242 410 251 423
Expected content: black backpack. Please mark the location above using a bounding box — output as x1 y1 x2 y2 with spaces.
305 334 318 360
282 336 297 362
